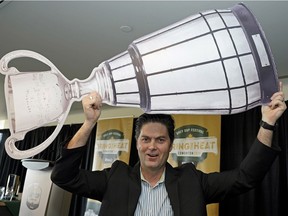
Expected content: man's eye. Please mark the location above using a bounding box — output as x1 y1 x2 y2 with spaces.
141 137 149 142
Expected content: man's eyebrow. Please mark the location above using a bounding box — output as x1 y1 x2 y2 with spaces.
139 135 150 138
139 134 168 139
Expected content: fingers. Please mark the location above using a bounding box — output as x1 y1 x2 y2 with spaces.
83 92 102 110
269 90 286 111
269 98 286 111
270 81 285 103
261 82 286 125
270 92 285 103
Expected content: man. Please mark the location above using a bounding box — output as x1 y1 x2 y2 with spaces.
51 83 286 216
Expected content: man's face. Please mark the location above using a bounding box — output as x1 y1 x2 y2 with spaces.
137 122 172 172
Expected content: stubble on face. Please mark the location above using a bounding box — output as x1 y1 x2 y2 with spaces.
137 122 172 174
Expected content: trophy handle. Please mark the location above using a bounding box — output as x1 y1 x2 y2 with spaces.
4 118 66 159
0 50 74 159
0 50 59 74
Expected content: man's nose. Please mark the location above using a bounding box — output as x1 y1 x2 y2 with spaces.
148 139 156 149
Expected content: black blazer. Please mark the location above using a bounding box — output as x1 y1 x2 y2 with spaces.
51 139 279 216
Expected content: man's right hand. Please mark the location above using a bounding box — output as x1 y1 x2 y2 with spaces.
82 91 102 127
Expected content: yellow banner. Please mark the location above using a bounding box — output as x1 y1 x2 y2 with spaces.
92 117 134 170
169 114 221 216
85 117 134 216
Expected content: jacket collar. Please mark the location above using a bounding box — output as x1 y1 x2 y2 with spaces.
128 162 141 216
128 162 180 216
165 163 180 216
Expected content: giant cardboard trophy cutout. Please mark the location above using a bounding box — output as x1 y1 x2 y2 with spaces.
0 3 278 159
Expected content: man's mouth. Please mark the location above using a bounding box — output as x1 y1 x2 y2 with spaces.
147 153 158 158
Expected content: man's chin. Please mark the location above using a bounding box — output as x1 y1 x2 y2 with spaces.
145 161 161 170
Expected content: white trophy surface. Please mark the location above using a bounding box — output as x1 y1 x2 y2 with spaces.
0 3 278 159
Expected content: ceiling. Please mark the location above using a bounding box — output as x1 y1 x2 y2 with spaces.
0 0 287 121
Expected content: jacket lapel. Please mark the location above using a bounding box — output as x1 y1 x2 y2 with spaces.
127 162 180 216
128 162 141 216
165 163 180 216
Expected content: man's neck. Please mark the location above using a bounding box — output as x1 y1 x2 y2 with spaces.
140 166 165 187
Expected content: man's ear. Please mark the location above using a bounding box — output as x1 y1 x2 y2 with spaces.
136 141 140 150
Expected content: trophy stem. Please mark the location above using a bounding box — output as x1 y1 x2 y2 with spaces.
68 64 116 106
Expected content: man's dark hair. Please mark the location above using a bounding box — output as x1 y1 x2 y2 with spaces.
135 113 175 143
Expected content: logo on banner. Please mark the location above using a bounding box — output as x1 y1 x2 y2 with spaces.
95 129 129 164
171 125 218 166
